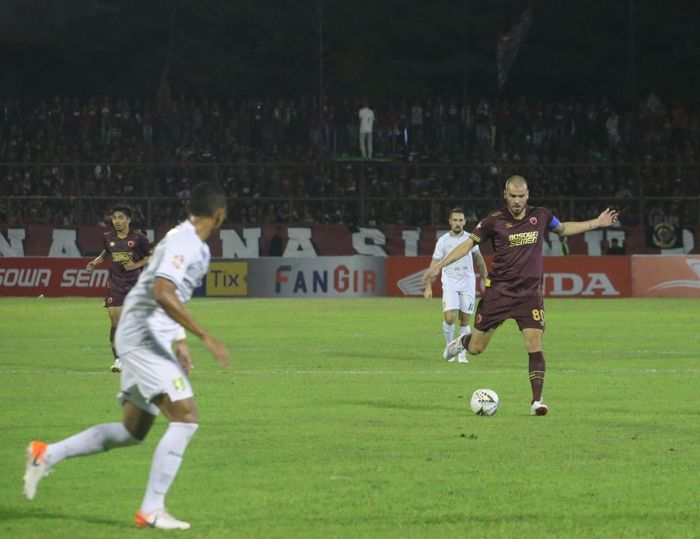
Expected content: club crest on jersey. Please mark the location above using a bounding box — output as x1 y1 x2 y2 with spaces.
171 255 184 269
530 216 538 225
128 240 135 247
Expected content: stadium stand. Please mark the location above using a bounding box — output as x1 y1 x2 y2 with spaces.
0 95 698 227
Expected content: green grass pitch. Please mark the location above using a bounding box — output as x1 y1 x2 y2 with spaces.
1 296 699 538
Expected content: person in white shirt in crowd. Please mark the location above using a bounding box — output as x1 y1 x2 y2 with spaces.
358 99 375 158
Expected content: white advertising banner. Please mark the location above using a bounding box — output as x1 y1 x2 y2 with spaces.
245 257 386 298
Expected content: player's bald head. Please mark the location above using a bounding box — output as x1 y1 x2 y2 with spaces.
505 175 528 191
503 175 529 217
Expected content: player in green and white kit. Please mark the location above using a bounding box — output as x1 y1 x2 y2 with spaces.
424 207 488 364
24 183 230 530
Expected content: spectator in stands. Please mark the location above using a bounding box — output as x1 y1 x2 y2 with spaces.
410 101 424 143
606 238 626 255
358 99 375 159
2 93 700 227
268 225 285 256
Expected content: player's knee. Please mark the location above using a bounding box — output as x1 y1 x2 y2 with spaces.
184 412 199 424
107 423 144 449
468 344 485 355
524 337 542 352
177 409 199 424
123 423 149 442
467 336 488 355
114 435 143 448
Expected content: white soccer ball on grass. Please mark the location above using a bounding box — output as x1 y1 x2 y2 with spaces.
470 389 499 416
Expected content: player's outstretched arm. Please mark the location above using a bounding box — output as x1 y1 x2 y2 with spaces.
555 208 619 237
153 277 231 368
423 237 475 282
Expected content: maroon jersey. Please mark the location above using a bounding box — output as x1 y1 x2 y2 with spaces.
103 229 153 295
470 206 554 297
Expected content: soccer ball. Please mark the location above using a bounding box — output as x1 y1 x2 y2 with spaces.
470 389 499 416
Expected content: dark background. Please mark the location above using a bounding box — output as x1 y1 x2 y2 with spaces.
0 0 697 106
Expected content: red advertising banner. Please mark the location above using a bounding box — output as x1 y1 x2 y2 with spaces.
2 224 697 257
632 255 700 297
385 256 488 298
8 255 700 299
387 256 440 297
0 258 106 297
542 256 632 297
387 256 632 298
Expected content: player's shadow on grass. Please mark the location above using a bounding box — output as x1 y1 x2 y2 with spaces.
0 505 122 528
335 399 457 412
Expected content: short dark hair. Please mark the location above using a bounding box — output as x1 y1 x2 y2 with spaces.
111 203 132 219
189 182 227 217
448 207 465 218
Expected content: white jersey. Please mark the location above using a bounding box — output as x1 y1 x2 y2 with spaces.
432 231 479 293
358 107 375 133
116 219 210 358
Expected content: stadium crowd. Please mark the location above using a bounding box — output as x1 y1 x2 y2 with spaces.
0 94 698 227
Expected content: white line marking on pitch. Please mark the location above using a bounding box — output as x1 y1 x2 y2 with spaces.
2 367 700 377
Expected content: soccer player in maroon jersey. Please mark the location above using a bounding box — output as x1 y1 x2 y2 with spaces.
424 175 618 415
86 204 153 372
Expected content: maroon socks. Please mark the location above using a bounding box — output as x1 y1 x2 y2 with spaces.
110 326 118 359
528 351 545 402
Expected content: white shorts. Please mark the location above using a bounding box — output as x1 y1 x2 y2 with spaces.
117 348 193 416
442 288 476 314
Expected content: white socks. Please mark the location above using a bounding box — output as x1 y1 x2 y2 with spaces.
141 422 199 514
443 323 471 343
45 422 140 465
40 420 199 514
443 321 455 344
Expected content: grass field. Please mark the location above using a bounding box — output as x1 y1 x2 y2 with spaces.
1 296 699 538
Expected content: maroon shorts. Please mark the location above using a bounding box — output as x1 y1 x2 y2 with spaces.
474 286 545 332
104 287 128 308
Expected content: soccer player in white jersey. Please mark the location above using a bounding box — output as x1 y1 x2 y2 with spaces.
424 207 488 363
23 182 231 531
